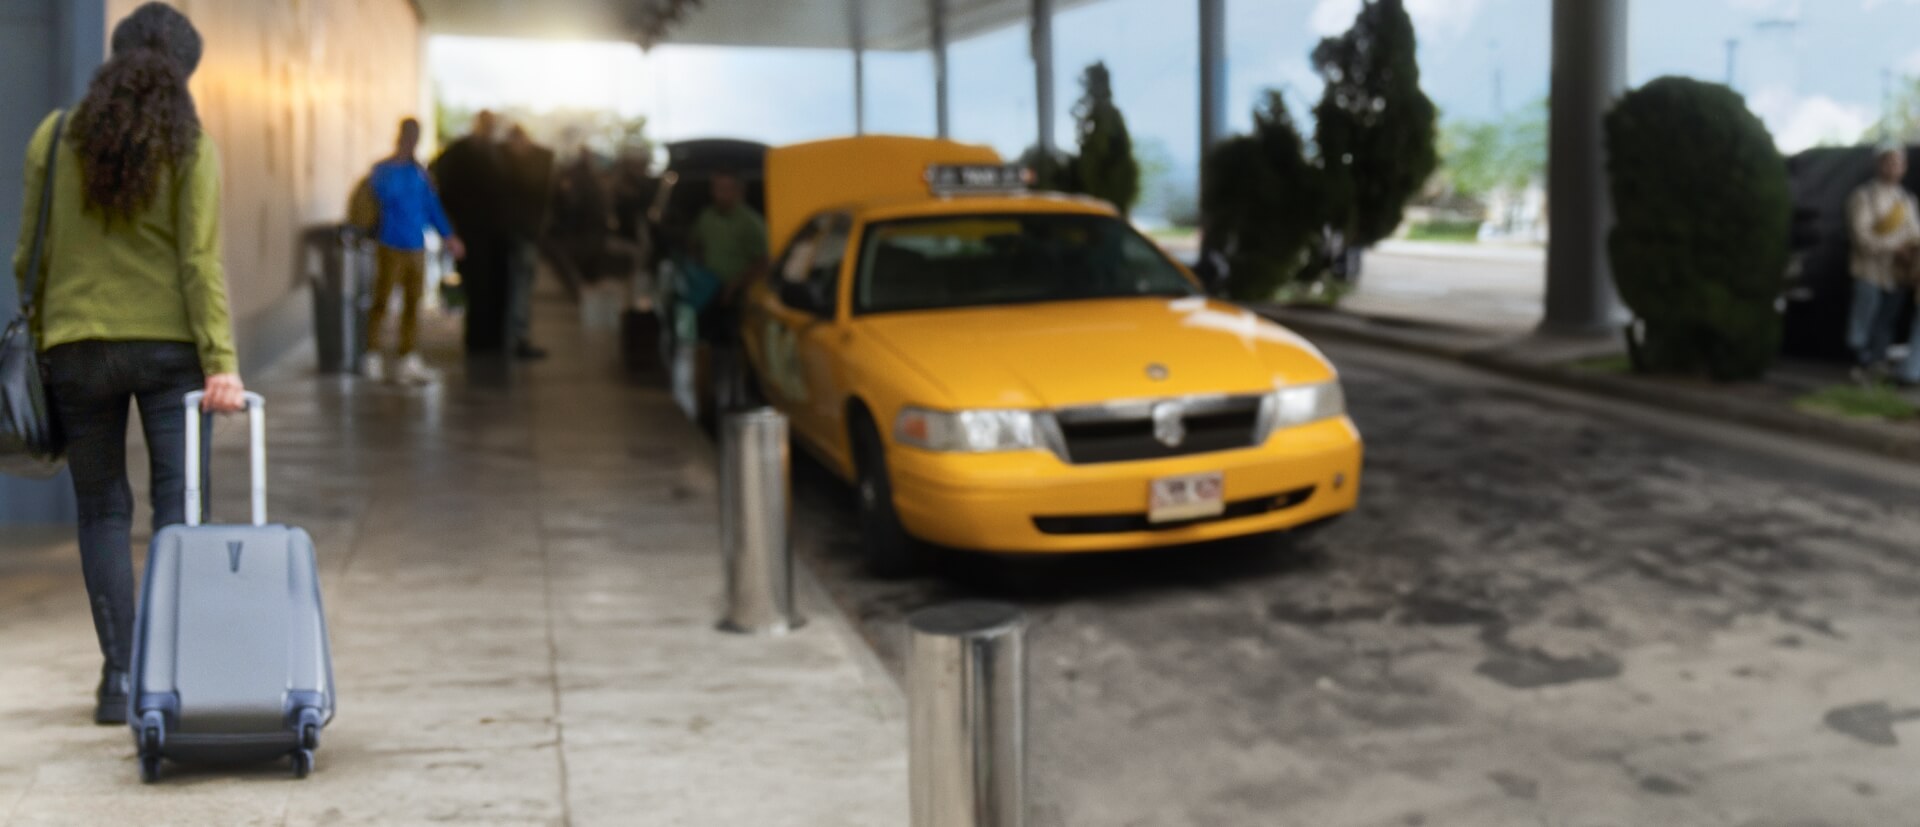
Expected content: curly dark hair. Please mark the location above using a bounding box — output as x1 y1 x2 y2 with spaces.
69 3 204 223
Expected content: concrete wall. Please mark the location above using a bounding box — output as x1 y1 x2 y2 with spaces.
105 0 425 374
2 0 421 524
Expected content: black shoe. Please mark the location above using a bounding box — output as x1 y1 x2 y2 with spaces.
95 666 129 725
513 342 549 361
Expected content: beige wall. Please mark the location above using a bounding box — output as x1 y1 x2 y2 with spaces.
105 0 424 370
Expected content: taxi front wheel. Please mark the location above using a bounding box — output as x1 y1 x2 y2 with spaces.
853 419 925 578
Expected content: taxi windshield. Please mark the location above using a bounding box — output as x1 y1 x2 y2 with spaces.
853 213 1198 314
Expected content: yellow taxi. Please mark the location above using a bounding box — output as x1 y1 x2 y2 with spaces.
739 136 1361 573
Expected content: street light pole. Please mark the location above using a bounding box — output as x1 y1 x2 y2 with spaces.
1198 0 1227 155
852 0 867 135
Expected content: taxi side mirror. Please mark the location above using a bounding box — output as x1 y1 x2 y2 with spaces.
780 280 830 317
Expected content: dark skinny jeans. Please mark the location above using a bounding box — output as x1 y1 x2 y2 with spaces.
43 340 209 673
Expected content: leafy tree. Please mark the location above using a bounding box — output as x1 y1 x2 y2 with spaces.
434 88 473 148
1439 119 1506 200
1202 90 1328 300
1311 0 1439 248
1606 76 1787 381
1439 98 1549 202
1866 75 1920 144
1073 62 1141 215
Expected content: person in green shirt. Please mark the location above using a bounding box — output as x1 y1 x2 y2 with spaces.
690 170 768 342
692 171 769 296
9 3 243 724
689 171 767 411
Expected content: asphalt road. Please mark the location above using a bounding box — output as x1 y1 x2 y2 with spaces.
1339 242 1544 332
792 339 1920 827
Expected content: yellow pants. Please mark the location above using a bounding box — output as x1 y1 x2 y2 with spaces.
367 246 426 356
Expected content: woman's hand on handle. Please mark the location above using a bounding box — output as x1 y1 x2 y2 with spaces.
202 373 246 413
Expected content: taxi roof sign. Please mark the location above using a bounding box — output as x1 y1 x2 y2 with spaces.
925 163 1032 195
764 136 1003 253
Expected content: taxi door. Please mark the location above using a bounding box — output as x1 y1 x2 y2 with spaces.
745 213 853 454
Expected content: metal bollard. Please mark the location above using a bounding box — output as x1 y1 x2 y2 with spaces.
717 408 802 635
908 601 1026 827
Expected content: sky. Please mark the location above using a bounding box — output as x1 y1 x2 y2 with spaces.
431 0 1920 210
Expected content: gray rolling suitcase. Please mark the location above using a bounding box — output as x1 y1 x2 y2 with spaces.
129 391 335 782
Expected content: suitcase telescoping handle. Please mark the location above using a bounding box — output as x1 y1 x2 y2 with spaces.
181 390 267 528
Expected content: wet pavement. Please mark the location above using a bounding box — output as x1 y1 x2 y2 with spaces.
795 339 1920 827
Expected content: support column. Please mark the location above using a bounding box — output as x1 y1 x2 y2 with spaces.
1541 0 1628 336
1198 0 1227 154
931 0 950 139
1032 0 1056 156
0 0 102 525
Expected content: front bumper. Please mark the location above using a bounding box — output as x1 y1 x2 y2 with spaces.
887 417 1363 554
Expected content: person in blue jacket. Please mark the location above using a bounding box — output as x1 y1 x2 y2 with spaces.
365 118 464 384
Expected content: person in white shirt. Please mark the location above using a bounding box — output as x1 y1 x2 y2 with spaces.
1846 146 1920 381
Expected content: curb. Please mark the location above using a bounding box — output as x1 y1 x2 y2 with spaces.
1257 305 1920 465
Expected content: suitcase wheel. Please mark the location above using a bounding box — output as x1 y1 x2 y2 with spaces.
137 717 165 783
296 707 324 751
290 748 313 779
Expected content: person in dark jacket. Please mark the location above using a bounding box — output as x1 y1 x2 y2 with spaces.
549 149 612 292
501 124 555 360
10 3 244 724
430 111 512 354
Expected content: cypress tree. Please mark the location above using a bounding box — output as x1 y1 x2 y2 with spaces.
1073 62 1141 215
1311 0 1439 248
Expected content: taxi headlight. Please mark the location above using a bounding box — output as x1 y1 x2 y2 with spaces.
1256 380 1346 440
894 407 1041 453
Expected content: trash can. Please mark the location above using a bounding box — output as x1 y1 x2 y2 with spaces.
305 225 374 374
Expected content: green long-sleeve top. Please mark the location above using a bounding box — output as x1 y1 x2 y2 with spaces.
11 111 237 375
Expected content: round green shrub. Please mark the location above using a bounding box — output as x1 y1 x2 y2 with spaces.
1202 91 1327 301
1605 76 1788 381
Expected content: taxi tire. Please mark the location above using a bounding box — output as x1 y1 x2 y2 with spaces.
853 419 923 578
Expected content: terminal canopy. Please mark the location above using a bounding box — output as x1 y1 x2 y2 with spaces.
416 0 1101 49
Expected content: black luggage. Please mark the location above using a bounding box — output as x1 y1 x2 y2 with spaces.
621 307 662 371
129 390 334 782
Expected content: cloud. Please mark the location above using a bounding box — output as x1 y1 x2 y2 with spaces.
1310 0 1486 39
1748 89 1873 153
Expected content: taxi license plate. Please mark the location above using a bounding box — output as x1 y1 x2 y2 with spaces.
1148 472 1225 524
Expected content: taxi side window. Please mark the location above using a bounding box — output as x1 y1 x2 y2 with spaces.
779 214 849 317
807 220 850 295
775 224 821 289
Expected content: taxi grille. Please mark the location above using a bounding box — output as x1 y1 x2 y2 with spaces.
1053 395 1264 465
1033 487 1315 535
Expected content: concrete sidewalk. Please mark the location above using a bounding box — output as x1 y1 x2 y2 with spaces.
0 296 906 825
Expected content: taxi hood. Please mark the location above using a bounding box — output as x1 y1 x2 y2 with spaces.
765 136 1001 256
857 297 1337 410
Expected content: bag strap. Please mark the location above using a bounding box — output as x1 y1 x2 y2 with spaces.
19 111 67 317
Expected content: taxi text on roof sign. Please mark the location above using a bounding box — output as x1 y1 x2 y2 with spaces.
924 163 1032 194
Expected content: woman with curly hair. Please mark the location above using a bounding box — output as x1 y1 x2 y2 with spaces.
10 2 244 724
